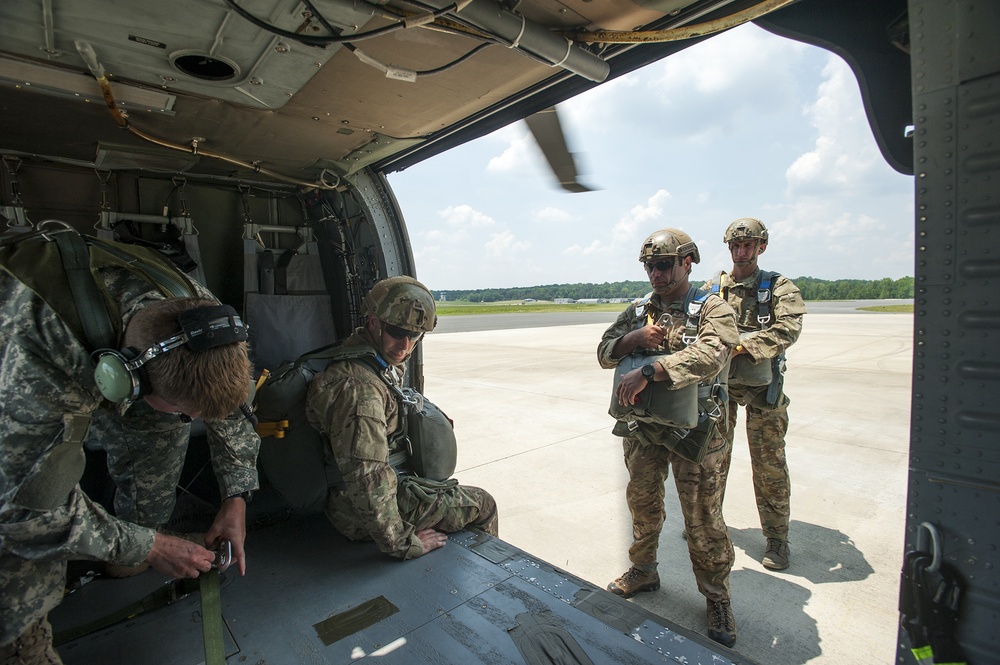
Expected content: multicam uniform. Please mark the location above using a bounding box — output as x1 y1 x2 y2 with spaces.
306 328 497 560
0 267 260 652
703 269 805 541
599 291 739 601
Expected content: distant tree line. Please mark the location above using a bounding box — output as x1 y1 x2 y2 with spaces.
435 276 914 303
793 276 914 300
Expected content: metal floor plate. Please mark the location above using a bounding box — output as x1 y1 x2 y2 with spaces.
51 514 754 664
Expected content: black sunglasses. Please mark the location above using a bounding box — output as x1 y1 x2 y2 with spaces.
382 321 423 341
644 258 675 273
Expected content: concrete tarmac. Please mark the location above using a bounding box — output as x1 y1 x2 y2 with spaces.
421 301 913 665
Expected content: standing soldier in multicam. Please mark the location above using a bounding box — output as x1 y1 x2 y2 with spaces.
306 276 497 560
599 228 741 648
704 217 806 571
1 228 259 664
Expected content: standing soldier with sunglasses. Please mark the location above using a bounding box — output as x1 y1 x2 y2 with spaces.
598 228 741 647
305 277 497 560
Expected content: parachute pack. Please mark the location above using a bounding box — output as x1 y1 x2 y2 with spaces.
0 224 196 352
711 269 785 404
253 341 458 514
609 285 728 464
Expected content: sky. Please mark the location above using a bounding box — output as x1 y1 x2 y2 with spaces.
386 23 915 292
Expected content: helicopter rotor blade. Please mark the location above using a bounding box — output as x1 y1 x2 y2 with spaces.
524 106 594 193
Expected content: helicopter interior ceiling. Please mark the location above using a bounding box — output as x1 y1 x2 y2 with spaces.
0 0 911 189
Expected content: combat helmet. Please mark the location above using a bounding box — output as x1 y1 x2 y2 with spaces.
362 276 438 333
723 217 769 244
638 228 700 265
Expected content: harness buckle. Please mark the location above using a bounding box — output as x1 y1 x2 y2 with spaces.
704 399 723 420
212 539 233 572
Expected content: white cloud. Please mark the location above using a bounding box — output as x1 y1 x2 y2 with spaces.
533 206 574 223
656 24 807 96
561 189 671 259
615 189 671 243
438 204 496 228
486 128 535 173
420 228 447 242
631 24 811 143
786 55 884 196
485 231 530 256
562 239 603 256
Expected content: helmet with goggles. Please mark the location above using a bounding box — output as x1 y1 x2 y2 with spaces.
638 228 701 265
362 276 437 334
723 217 769 244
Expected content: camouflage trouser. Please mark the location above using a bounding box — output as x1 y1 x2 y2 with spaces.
398 478 498 537
1 403 188 651
0 556 64 654
327 478 498 542
622 435 734 601
722 387 791 540
87 400 190 527
0 616 63 664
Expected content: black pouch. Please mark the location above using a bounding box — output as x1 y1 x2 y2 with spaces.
628 398 723 465
665 413 720 464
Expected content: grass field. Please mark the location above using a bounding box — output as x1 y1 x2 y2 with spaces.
857 304 914 313
435 301 625 315
435 300 915 316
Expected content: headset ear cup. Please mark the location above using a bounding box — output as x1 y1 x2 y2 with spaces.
93 349 145 404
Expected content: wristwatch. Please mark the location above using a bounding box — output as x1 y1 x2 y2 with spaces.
641 363 656 381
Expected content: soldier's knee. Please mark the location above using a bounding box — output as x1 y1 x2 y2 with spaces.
474 490 499 536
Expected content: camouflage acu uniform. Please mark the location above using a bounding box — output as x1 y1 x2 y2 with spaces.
0 267 259 651
305 328 497 560
703 269 805 540
599 291 739 601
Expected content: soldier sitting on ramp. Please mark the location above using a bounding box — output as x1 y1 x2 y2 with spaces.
305 277 498 559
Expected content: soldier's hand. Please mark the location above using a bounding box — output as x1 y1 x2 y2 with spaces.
207 496 248 576
630 324 666 350
145 532 215 579
416 529 448 555
616 369 648 407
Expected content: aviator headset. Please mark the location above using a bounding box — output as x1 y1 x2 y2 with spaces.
91 304 248 404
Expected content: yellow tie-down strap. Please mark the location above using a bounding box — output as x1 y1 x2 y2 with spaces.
255 420 289 439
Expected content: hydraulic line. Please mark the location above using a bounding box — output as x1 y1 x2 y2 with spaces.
73 41 337 190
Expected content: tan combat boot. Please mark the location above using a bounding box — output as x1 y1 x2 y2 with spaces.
606 566 660 599
762 537 790 570
0 617 63 664
706 598 737 647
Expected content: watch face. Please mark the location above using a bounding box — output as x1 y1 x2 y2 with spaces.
642 364 655 378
